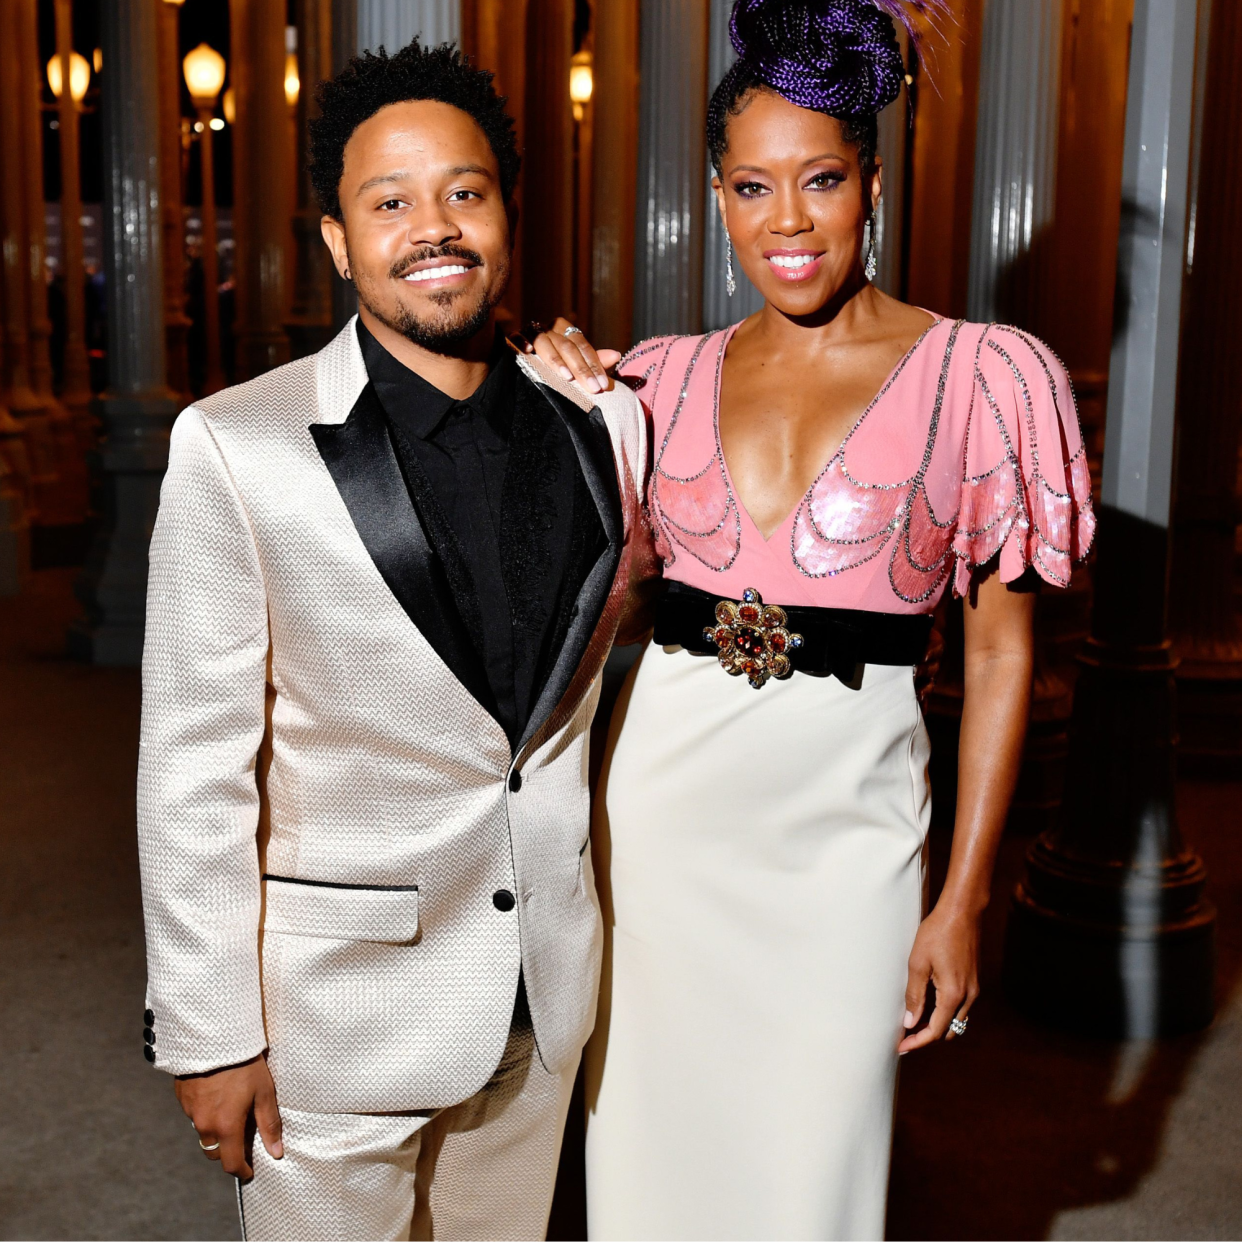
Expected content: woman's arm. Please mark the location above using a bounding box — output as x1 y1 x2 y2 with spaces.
898 569 1036 1053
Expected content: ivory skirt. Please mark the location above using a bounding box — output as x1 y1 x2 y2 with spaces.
584 640 931 1241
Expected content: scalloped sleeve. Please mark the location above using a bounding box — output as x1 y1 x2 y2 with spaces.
953 326 1095 595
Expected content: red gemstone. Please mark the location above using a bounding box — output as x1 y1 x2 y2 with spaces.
734 626 765 656
769 631 787 653
738 603 760 624
714 627 733 647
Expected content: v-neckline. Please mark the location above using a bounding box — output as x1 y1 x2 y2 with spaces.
714 314 943 544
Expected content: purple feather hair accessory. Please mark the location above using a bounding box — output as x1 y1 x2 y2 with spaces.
729 0 950 118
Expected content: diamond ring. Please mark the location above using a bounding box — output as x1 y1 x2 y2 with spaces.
949 1016 968 1037
562 324 584 337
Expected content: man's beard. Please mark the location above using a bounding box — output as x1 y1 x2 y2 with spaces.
353 243 510 354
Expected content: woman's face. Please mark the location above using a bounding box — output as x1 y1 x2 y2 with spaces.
715 89 881 318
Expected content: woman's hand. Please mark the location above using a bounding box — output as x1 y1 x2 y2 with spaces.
520 316 621 394
898 902 981 1054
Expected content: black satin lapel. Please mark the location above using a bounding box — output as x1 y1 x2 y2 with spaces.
309 384 498 718
518 384 623 752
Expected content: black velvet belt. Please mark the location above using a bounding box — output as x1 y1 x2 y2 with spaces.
652 580 934 689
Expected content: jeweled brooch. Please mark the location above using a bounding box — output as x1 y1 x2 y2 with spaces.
703 588 804 689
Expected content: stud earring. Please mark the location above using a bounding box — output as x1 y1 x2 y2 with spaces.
864 211 879 283
726 236 737 298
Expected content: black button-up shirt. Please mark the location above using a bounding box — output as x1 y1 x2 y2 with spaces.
358 321 604 746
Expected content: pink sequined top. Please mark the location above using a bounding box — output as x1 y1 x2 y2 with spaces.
618 316 1095 613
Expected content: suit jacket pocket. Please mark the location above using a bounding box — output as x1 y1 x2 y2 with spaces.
262 874 420 944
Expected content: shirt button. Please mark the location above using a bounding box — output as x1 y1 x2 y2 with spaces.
144 1008 154 1026
493 889 516 912
143 1045 156 1063
143 1028 156 1046
508 769 522 793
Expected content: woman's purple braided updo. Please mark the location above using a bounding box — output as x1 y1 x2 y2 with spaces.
731 0 905 118
707 0 947 172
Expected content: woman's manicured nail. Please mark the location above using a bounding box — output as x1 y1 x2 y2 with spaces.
558 366 573 380
903 1010 916 1029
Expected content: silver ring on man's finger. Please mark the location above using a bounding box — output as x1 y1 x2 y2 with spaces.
198 1138 221 1152
949 1016 968 1037
562 325 584 337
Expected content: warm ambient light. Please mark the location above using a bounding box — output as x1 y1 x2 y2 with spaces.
223 88 236 125
285 52 300 107
183 42 226 105
47 50 91 104
92 47 102 73
569 51 593 105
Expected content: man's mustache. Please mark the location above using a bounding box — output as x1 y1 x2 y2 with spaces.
389 245 484 280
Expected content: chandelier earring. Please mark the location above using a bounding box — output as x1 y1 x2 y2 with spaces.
726 236 737 298
864 209 879 283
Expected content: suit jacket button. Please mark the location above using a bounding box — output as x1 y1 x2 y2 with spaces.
144 1008 154 1026
143 1028 156 1045
143 1045 156 1063
493 889 516 912
508 769 522 793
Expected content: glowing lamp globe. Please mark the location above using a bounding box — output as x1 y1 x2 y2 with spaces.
285 53 300 107
47 51 91 104
569 53 593 105
183 42 226 106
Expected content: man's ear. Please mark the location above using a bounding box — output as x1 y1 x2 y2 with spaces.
320 214 351 281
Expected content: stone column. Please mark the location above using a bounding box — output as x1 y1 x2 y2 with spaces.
934 0 1071 835
1169 0 1242 774
230 0 293 381
701 0 763 332
521 0 575 327
70 0 180 666
54 0 97 445
287 0 335 360
872 49 908 300
589 0 639 350
1004 0 1216 1037
156 0 192 401
633 0 710 340
18 0 85 526
358 0 460 52
966 0 1062 326
0 0 57 520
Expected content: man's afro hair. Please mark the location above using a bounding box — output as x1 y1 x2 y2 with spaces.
309 40 521 220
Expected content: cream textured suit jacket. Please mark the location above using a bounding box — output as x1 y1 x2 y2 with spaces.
137 319 646 1113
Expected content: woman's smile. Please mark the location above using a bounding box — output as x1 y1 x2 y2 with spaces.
763 248 825 282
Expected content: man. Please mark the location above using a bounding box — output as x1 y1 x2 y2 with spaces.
137 41 645 1241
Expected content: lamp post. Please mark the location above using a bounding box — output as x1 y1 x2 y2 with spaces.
570 49 593 328
49 6 95 446
158 0 192 401
183 42 226 395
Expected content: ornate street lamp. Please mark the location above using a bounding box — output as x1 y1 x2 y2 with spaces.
182 43 227 394
47 4 94 442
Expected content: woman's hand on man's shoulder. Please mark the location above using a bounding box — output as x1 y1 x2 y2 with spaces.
513 316 621 394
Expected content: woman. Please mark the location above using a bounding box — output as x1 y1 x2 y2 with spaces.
532 1 1094 1236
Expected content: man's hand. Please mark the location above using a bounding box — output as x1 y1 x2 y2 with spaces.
520 316 621 393
175 1055 283 1179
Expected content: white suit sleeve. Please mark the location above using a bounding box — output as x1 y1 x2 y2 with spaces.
137 407 269 1075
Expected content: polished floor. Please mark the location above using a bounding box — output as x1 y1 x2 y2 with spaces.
1 568 1239 1241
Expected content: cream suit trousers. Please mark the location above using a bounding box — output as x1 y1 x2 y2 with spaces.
238 1014 576 1241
